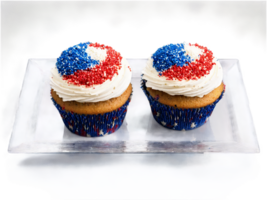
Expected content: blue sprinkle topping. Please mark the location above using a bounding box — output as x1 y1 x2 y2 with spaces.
152 43 193 72
56 42 99 76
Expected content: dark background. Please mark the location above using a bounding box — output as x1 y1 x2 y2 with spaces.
0 19 267 200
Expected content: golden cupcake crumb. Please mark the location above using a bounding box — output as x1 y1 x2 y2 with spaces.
147 82 224 109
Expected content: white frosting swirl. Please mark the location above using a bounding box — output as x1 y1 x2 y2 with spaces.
142 44 223 98
50 57 132 103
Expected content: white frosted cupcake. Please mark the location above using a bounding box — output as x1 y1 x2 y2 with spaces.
141 43 225 130
51 42 132 137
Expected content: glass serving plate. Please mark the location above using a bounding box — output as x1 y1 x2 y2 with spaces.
8 59 259 153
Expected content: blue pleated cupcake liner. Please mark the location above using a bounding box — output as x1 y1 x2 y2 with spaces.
51 94 132 137
141 79 225 131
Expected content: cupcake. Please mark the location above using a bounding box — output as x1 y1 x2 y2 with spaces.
50 42 132 137
142 43 224 130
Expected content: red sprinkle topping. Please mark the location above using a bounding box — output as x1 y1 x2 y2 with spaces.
128 66 131 71
162 43 216 81
63 43 122 87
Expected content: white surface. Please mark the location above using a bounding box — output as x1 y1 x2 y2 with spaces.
8 59 260 153
7 153 259 200
3 59 259 200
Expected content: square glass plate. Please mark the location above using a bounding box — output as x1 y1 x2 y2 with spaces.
8 59 259 153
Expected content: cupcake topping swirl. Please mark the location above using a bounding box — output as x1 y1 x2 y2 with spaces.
51 42 132 102
152 43 215 81
142 43 223 98
56 42 123 87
